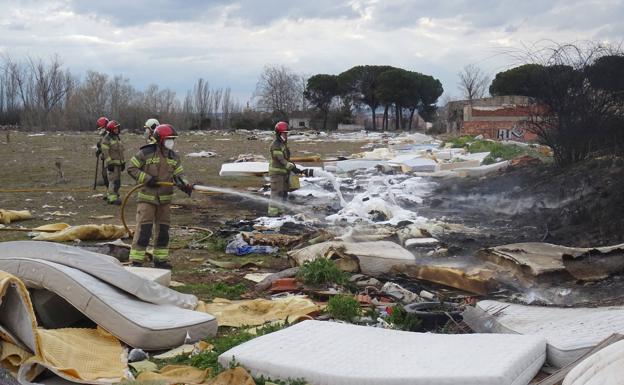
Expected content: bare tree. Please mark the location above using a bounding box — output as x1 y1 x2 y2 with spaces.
254 64 302 119
457 64 490 101
193 78 211 129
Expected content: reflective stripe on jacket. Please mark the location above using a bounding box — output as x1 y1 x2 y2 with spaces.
269 138 294 176
127 144 188 205
101 134 125 166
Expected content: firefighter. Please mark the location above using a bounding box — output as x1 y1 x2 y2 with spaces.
143 118 159 144
95 116 109 187
268 121 302 217
127 124 193 269
101 120 125 205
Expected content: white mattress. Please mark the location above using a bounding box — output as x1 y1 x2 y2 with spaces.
219 320 546 385
563 339 624 385
464 300 624 368
0 258 217 350
219 161 268 176
288 241 416 275
0 241 196 309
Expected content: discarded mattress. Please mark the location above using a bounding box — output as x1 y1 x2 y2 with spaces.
0 258 217 350
463 300 624 368
219 320 546 385
335 159 384 173
455 160 509 177
388 156 437 172
219 162 268 176
563 339 624 385
0 241 196 309
288 241 416 275
478 242 624 281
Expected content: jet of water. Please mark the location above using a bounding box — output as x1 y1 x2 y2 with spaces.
312 169 347 207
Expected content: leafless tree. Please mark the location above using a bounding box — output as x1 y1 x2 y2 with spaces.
457 64 490 102
254 64 302 119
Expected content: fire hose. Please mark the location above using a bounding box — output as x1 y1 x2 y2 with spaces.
119 182 219 236
120 181 175 235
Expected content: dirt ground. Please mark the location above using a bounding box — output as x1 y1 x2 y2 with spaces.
0 130 364 286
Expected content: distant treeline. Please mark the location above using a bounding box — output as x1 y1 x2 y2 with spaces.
0 54 244 131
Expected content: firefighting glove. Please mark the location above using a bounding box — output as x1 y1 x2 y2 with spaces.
107 164 114 172
292 166 303 174
146 177 159 187
180 183 194 196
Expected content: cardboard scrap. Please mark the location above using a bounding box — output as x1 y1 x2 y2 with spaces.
32 224 128 242
0 210 32 225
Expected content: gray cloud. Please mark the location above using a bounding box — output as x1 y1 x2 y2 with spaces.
1 0 623 102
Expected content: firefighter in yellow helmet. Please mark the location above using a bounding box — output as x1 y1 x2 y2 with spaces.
127 124 193 269
268 121 302 217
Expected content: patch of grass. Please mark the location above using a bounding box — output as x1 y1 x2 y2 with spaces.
296 258 348 286
255 376 308 385
325 294 361 322
467 140 526 164
176 281 246 300
203 236 230 252
155 322 288 376
448 135 474 148
387 305 422 332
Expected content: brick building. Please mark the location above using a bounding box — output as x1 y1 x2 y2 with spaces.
458 96 542 142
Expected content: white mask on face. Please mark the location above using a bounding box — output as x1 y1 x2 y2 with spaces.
164 139 175 150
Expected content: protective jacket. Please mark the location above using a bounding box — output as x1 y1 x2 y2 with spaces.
101 134 125 167
269 138 295 175
127 143 188 205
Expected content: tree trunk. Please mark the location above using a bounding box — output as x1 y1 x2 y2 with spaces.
408 108 415 131
394 104 399 131
382 104 389 131
322 107 328 131
371 105 377 131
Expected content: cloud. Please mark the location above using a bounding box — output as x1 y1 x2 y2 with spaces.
1 0 622 102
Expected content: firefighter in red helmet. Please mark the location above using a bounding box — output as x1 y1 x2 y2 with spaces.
268 121 302 217
127 124 193 269
101 120 125 205
95 116 110 187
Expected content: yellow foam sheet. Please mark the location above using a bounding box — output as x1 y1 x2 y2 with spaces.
0 270 126 384
196 297 321 327
1 341 33 375
34 328 126 381
137 365 211 384
0 209 32 224
206 367 256 385
33 223 71 232
33 224 128 242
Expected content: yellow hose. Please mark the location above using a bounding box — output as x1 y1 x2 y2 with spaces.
120 182 174 236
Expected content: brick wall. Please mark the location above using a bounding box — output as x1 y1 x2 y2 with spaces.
462 120 539 142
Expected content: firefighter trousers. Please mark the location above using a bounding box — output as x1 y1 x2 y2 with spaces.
129 202 171 262
268 174 288 217
106 165 121 202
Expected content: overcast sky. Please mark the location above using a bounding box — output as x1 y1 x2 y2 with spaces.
1 0 622 104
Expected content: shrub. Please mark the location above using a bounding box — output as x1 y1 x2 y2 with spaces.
325 294 361 321
297 258 348 286
387 305 422 332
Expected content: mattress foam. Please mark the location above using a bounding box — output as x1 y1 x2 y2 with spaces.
464 300 624 368
219 320 546 385
0 258 217 350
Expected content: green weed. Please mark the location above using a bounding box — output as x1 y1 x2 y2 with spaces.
176 282 246 300
325 294 361 322
387 305 422 332
296 258 348 286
